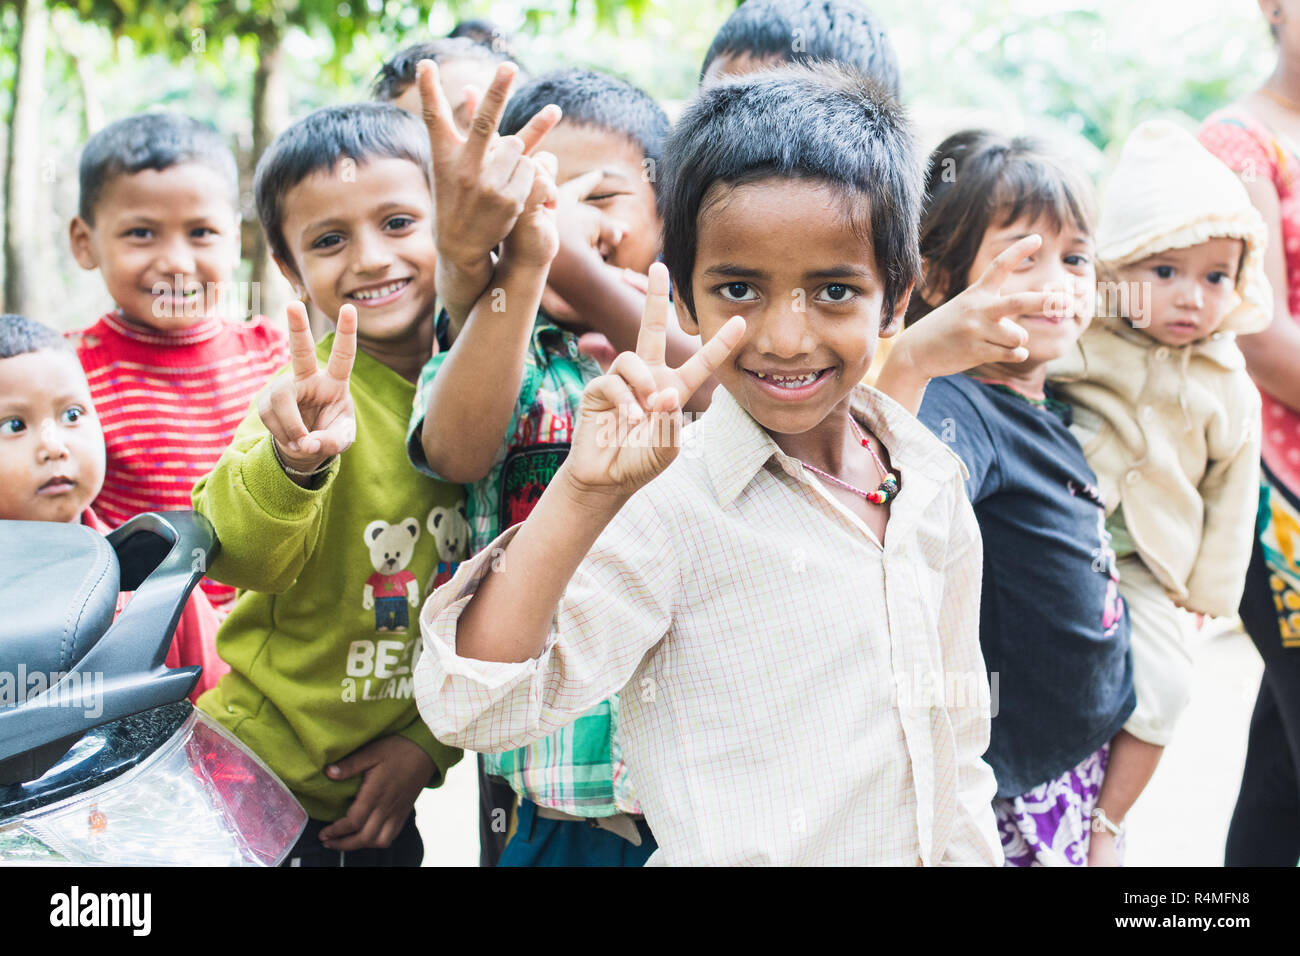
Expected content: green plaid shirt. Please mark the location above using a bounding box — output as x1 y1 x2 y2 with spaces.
408 315 639 816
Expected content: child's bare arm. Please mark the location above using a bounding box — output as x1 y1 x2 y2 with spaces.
419 157 559 484
875 234 1051 416
454 264 745 663
1087 729 1163 867
416 59 560 332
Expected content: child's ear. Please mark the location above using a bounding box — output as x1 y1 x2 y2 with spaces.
674 293 699 336
879 281 915 339
68 218 98 271
271 253 307 299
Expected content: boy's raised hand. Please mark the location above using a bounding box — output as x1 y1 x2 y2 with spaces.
258 301 357 482
555 168 629 260
500 149 560 269
417 59 560 280
564 263 745 498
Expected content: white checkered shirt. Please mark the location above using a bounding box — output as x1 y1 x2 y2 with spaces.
415 385 1002 865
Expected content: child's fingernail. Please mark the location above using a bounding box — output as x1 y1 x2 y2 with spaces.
326 764 339 776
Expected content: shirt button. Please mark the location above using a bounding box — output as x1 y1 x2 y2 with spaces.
1126 470 1141 485
1155 347 1170 361
226 705 235 714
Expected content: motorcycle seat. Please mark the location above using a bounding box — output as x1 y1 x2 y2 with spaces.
0 521 120 695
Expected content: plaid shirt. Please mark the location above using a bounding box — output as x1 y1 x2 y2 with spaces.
408 315 637 815
415 385 1002 865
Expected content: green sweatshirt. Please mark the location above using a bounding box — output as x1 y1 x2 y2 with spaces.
193 335 465 820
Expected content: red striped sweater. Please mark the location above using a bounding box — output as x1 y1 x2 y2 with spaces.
70 311 289 606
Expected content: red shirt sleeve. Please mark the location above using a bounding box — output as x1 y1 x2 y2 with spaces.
164 590 228 703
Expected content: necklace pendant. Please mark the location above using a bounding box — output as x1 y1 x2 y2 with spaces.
870 473 900 505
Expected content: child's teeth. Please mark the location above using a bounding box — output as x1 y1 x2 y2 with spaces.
352 281 405 301
759 371 819 388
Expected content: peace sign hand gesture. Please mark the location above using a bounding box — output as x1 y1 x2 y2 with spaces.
258 301 358 485
565 263 746 499
890 233 1082 382
416 59 560 315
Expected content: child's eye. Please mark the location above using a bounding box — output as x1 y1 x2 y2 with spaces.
718 282 757 302
311 233 344 250
60 406 86 425
815 283 858 303
1154 265 1174 279
190 226 219 239
1064 254 1090 267
1207 271 1229 285
384 215 416 231
1 417 25 435
123 227 153 240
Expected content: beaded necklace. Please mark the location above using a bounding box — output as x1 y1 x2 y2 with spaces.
799 416 900 505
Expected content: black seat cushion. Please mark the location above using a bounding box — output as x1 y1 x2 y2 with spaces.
0 521 120 691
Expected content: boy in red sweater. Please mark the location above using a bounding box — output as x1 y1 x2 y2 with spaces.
66 112 289 611
0 313 224 700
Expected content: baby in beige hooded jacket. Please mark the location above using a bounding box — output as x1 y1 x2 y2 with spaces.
1051 121 1270 819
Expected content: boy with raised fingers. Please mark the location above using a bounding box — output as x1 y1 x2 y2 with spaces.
408 62 685 866
191 103 476 866
414 65 1001 866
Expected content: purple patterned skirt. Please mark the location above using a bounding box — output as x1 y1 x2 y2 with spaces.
993 744 1118 866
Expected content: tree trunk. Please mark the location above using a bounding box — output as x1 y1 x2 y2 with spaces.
4 0 49 318
250 24 295 327
74 51 104 137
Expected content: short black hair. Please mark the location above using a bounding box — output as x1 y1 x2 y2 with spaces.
660 64 922 324
448 18 523 62
500 69 669 191
77 112 239 224
372 36 516 102
0 314 72 360
701 0 900 99
253 103 431 274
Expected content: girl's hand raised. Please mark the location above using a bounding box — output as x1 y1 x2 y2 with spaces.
563 263 745 501
876 234 1075 416
258 301 358 485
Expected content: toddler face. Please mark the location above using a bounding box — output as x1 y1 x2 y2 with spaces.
276 157 438 346
965 212 1096 367
681 177 900 437
1114 237 1244 346
0 350 106 524
69 162 241 331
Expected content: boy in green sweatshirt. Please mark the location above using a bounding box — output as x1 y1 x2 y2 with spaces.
192 95 559 865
